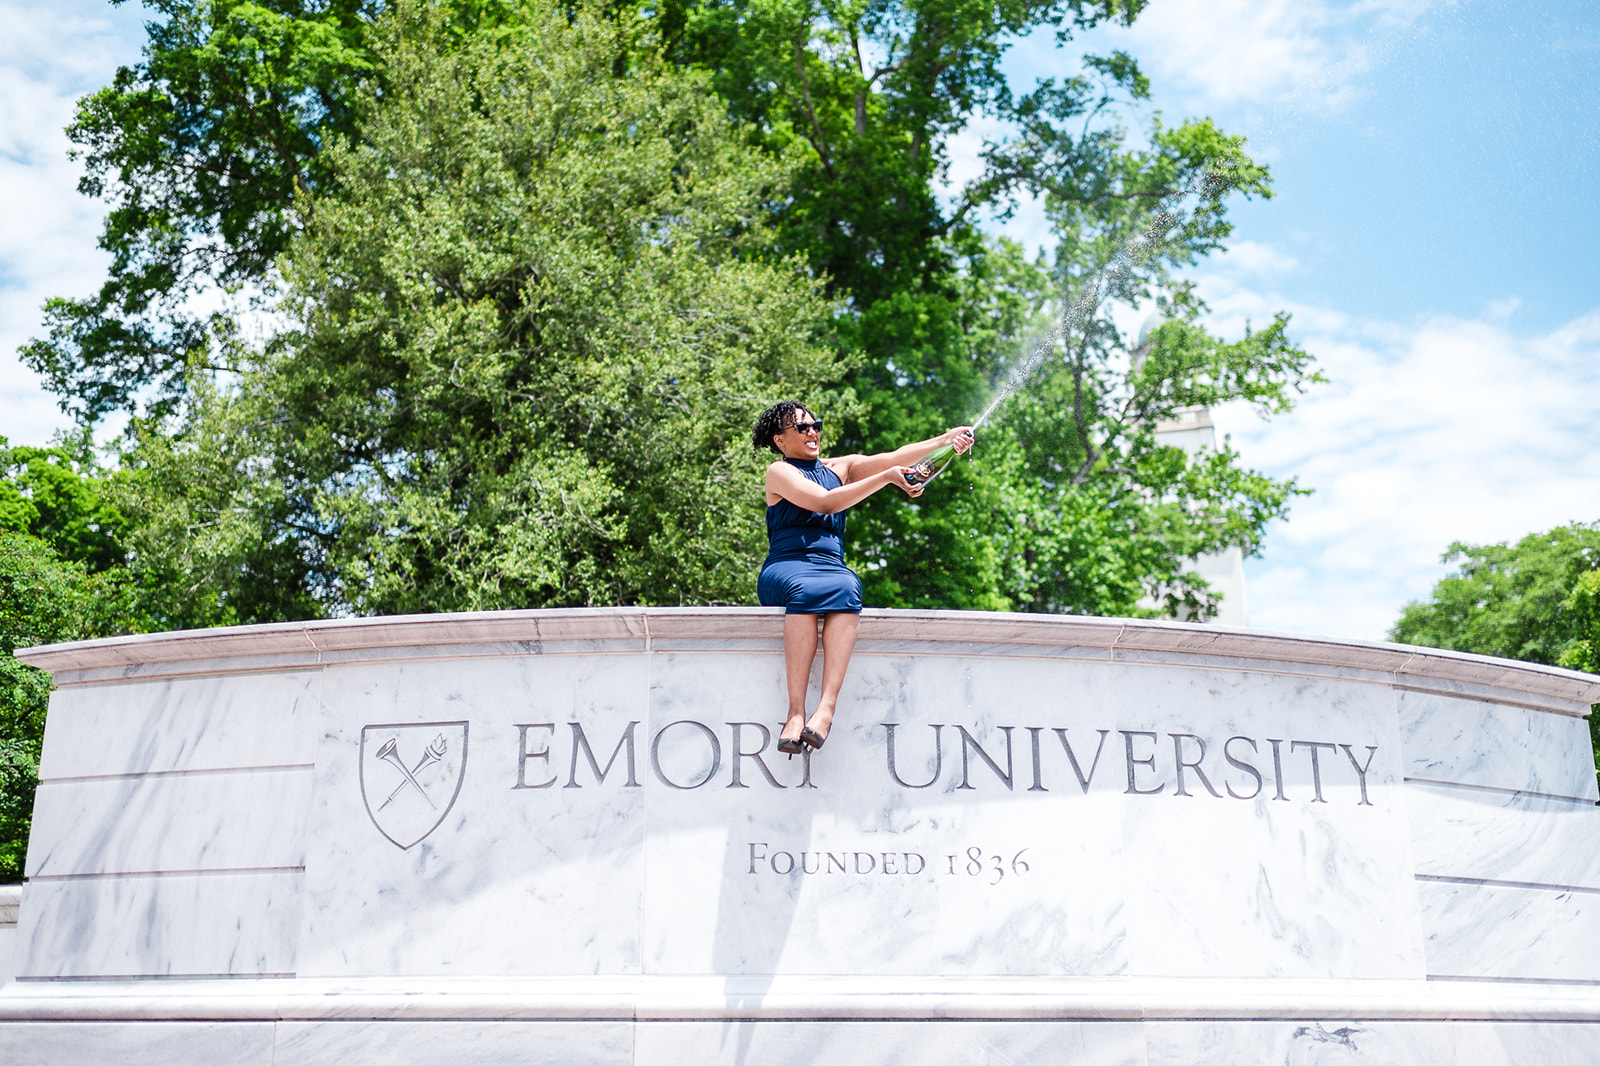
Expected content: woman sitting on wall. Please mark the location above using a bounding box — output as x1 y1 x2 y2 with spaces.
752 401 973 755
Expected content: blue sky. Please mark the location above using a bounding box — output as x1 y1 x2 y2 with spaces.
1117 0 1599 331
985 0 1600 638
2 0 1597 639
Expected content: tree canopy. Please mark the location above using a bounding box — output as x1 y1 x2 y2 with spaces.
0 439 134 880
2 0 1330 877
1391 523 1600 667
1562 570 1600 677
23 0 1317 622
653 0 1310 615
22 0 380 422
114 0 851 615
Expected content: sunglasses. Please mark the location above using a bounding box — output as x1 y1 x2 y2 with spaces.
788 419 823 435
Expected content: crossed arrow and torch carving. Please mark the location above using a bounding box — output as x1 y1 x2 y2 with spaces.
375 733 450 811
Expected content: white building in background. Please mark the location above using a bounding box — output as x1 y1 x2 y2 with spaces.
1152 404 1248 627
1131 311 1248 626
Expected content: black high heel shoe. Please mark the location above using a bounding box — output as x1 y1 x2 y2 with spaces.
777 734 805 758
800 725 827 750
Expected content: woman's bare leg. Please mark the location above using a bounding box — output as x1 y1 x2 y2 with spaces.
781 614 821 743
806 612 860 740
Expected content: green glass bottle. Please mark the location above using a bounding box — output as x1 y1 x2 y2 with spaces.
905 442 959 487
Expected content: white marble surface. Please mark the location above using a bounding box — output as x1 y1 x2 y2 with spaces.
642 650 1129 977
1408 780 1600 889
1143 1021 1600 1066
0 885 16 987
1397 690 1598 800
284 640 1442 981
273 1021 633 1065
1440 1023 1600 1065
11 973 1600 1021
1146 1020 1456 1065
1112 663 1424 980
296 654 649 977
1419 880 1600 981
1 1017 1599 1065
26 768 311 877
1108 646 1399 690
11 606 1600 1048
0 1022 277 1066
635 1020 1148 1065
16 871 302 978
21 608 1600 708
38 672 320 778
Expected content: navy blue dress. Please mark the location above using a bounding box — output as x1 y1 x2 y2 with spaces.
758 457 864 614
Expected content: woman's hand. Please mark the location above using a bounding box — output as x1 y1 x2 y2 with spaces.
888 466 924 498
831 426 973 485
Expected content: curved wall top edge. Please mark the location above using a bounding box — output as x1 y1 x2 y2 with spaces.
14 606 1600 707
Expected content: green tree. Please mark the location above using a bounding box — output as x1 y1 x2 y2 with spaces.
117 0 850 614
0 435 128 570
654 0 1315 616
1391 523 1600 665
21 0 380 422
0 536 121 880
1391 522 1600 774
1560 568 1600 783
0 433 256 632
112 373 326 629
1561 570 1600 676
38 0 1316 622
0 440 138 880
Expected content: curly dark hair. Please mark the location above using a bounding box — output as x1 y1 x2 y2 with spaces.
752 400 813 454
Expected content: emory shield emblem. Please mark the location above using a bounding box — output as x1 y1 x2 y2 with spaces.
360 721 469 849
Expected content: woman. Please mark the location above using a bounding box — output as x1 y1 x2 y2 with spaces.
752 401 974 756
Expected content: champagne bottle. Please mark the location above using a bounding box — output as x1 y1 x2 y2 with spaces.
905 439 962 486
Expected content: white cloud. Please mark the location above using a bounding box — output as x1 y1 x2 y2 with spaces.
0 1 142 85
1083 0 1436 118
0 88 102 445
978 0 1447 255
0 1 144 447
1213 239 1300 277
1484 295 1522 322
1204 286 1600 640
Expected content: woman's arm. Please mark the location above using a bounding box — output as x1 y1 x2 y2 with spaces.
835 426 974 483
765 460 922 513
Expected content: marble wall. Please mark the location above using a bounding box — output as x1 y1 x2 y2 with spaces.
1398 689 1600 983
0 885 19 985
18 672 318 978
4 608 1599 1062
7 1016 1600 1065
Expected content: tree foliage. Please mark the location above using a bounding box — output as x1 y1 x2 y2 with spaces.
0 536 126 880
25 0 1320 622
1391 522 1600 775
1560 567 1600 783
656 0 1313 615
1561 570 1600 677
1391 523 1600 666
116 0 850 615
0 440 137 880
0 436 128 571
21 0 379 421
